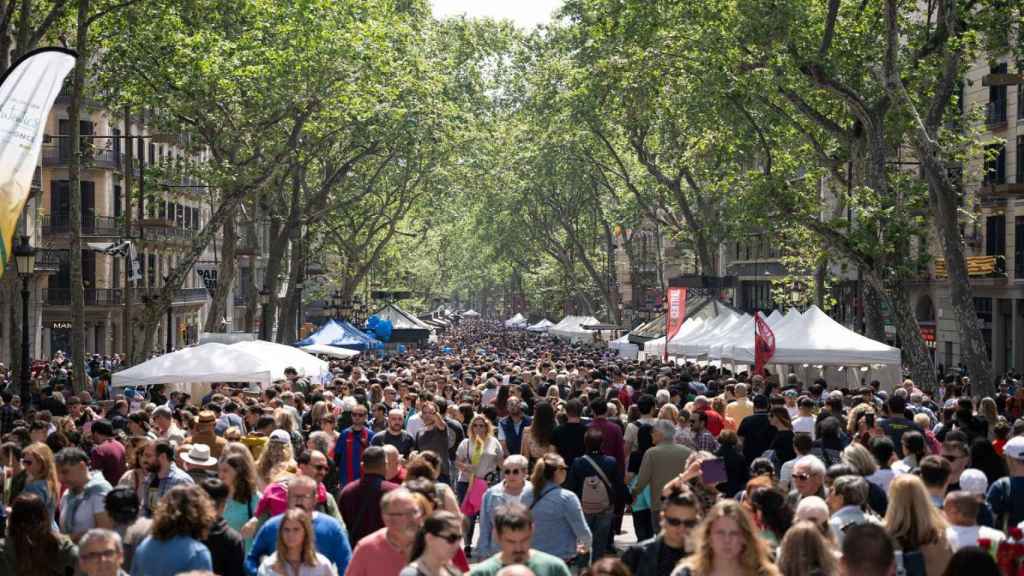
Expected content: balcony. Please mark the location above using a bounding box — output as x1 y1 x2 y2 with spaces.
41 286 209 307
41 144 123 170
35 249 63 273
933 255 1006 279
985 101 1008 129
42 214 121 237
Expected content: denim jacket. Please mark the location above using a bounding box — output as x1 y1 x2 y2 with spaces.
521 482 592 560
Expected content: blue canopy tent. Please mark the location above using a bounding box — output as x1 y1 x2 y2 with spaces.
294 319 382 352
330 320 383 351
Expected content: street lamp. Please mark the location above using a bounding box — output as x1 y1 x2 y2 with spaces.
258 289 271 340
13 235 35 406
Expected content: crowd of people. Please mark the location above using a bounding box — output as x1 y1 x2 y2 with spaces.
0 321 1023 576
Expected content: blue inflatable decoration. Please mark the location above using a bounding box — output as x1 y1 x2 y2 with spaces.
363 315 393 342
397 344 407 354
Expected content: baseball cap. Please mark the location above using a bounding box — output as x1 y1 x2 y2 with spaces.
958 468 988 496
1004 436 1024 461
269 429 291 444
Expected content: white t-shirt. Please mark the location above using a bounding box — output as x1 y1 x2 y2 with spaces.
866 469 897 495
625 417 657 452
59 477 109 535
406 413 425 439
792 415 816 439
946 525 1005 551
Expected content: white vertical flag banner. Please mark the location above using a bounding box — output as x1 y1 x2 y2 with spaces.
0 47 77 275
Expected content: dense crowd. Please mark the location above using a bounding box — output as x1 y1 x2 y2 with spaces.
1 321 1023 576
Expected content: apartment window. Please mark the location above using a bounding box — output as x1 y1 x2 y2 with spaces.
986 214 1006 255
114 185 121 218
148 142 155 164
1016 217 1024 276
112 128 121 161
1019 84 1024 120
1018 136 1024 184
989 63 1008 124
984 143 1007 184
147 253 156 287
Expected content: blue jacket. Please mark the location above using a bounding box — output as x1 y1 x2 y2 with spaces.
244 511 351 576
477 482 526 558
521 482 592 560
130 535 212 576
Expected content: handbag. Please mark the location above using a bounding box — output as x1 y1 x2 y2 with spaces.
460 477 488 516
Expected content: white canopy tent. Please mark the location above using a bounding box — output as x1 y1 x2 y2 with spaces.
549 315 601 343
504 313 528 328
463 309 481 318
230 340 330 381
527 318 554 332
726 309 804 364
608 334 639 359
671 310 744 357
112 343 274 388
643 317 705 358
768 305 901 366
299 343 361 359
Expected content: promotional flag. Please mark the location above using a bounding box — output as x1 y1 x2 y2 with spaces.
88 241 142 282
754 311 776 376
664 287 687 361
0 48 77 275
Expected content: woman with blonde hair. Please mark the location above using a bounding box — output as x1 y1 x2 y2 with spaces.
118 436 153 498
776 520 838 576
454 414 503 549
674 500 779 576
884 474 953 576
978 397 999 440
20 442 59 522
256 432 297 486
257 508 336 575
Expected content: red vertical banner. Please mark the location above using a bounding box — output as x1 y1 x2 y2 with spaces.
664 287 687 361
754 311 776 376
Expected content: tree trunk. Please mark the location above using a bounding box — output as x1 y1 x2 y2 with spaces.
68 0 89 393
203 216 236 332
278 226 304 344
244 217 259 333
882 277 936 389
259 215 288 341
863 281 886 342
813 259 827 309
924 183 993 395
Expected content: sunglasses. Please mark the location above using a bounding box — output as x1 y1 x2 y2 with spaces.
663 517 699 529
503 468 523 475
20 458 34 466
433 532 463 544
941 454 964 462
352 413 367 418
792 473 813 481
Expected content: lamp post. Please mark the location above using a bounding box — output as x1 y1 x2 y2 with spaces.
258 289 271 340
14 236 35 406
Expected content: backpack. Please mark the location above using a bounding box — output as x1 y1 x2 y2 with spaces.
580 455 613 514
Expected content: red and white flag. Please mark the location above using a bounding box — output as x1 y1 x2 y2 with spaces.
664 287 687 361
754 311 775 376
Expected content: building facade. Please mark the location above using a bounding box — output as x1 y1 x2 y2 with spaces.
907 57 1024 375
0 85 269 364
